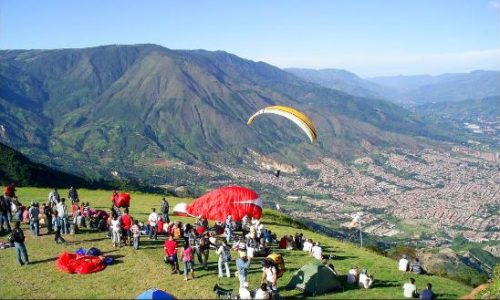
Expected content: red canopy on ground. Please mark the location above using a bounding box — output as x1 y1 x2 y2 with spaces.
56 252 106 274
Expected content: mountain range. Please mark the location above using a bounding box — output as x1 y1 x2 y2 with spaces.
0 44 448 183
287 68 500 106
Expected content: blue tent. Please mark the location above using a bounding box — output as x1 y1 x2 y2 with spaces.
136 289 176 300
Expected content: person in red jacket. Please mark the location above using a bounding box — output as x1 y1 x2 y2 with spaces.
164 235 179 274
121 208 132 246
4 183 16 198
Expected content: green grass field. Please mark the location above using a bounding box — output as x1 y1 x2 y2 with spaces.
0 188 472 299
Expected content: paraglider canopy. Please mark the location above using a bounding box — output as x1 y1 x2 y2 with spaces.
136 289 176 300
247 105 317 143
173 186 262 222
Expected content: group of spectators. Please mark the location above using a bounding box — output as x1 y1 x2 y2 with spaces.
399 254 435 299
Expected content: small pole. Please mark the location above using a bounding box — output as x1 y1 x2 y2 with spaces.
359 222 363 248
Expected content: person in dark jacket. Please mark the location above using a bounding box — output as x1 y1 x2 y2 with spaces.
52 210 66 244
43 203 53 234
410 258 424 274
161 197 169 223
420 283 435 300
10 221 29 265
0 195 11 232
68 187 79 204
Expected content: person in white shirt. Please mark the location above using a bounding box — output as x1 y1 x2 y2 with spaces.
261 259 277 292
403 277 418 298
311 242 323 260
399 254 409 272
254 283 271 300
358 268 373 289
110 212 121 248
238 282 252 300
148 208 159 240
347 266 358 284
48 188 60 208
303 239 313 252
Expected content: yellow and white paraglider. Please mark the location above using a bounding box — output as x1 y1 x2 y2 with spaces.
247 105 317 143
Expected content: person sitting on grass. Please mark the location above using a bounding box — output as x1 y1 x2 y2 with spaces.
358 268 374 289
311 242 323 260
420 283 435 300
347 266 358 284
254 283 271 300
403 277 418 298
303 238 313 252
410 258 424 275
399 254 410 272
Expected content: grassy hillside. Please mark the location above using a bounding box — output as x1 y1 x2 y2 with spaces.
0 187 472 299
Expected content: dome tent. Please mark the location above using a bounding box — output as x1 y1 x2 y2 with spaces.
136 289 176 300
287 261 342 296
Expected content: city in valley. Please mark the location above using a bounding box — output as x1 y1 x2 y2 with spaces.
174 147 499 249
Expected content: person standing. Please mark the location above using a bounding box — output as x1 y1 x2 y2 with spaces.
43 203 53 234
236 255 251 287
110 211 121 248
68 187 79 204
121 208 132 246
9 221 29 266
217 241 231 278
130 220 141 250
181 243 195 281
199 232 210 270
0 195 11 233
148 208 159 240
56 198 69 234
52 210 66 244
28 202 40 236
48 188 60 208
164 235 179 274
161 197 169 223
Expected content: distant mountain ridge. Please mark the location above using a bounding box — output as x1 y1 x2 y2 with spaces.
0 44 446 183
289 68 500 106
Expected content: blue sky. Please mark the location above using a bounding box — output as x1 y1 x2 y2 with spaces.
1 0 499 76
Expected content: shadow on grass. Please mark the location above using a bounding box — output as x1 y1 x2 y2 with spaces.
30 256 59 265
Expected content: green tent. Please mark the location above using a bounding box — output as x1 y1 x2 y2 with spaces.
287 261 343 296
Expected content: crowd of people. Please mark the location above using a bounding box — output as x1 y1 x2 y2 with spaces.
1 183 440 299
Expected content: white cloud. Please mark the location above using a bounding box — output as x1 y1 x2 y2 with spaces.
256 48 500 77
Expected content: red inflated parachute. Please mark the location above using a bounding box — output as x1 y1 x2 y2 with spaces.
173 186 262 222
115 193 130 208
56 252 106 274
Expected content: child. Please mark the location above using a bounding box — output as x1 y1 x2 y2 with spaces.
182 242 195 280
130 220 141 250
110 211 121 248
52 210 66 244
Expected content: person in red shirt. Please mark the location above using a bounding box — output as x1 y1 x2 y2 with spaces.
121 208 132 246
164 235 179 274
